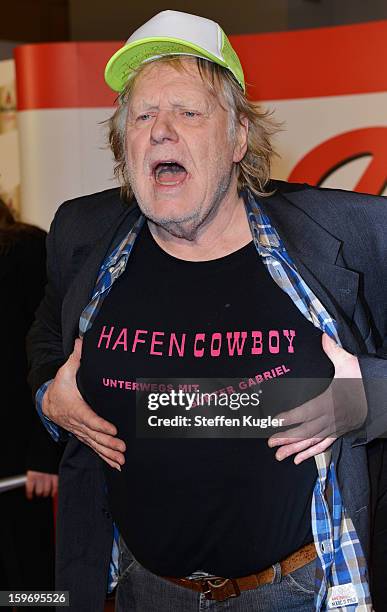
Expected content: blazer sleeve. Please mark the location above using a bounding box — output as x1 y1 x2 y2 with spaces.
357 350 387 444
350 194 387 444
26 207 67 398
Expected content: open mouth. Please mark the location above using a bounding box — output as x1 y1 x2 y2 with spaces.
152 161 188 186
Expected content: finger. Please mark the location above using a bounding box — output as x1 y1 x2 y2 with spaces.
41 475 52 497
75 405 118 437
72 424 126 458
87 429 126 453
75 432 124 469
34 477 44 496
274 437 322 461
322 332 352 365
95 451 122 471
25 477 34 500
73 337 83 360
269 416 328 447
294 437 337 464
65 401 118 437
68 338 83 366
65 346 83 374
271 421 334 460
90 441 125 466
321 332 339 356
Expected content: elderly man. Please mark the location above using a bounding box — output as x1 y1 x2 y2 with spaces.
27 10 387 612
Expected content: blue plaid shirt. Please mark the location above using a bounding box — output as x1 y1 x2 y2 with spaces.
37 189 372 610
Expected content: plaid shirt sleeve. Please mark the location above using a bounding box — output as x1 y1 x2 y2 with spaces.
36 380 64 442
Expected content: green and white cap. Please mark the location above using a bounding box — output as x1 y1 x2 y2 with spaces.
104 10 245 93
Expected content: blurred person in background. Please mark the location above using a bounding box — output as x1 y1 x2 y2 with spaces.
0 199 62 610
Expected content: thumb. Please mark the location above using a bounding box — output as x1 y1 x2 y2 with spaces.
322 332 344 362
71 337 83 364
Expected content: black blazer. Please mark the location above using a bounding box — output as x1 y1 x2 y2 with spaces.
26 181 387 612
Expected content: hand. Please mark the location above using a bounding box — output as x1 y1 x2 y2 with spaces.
268 333 368 464
25 471 58 500
43 338 126 470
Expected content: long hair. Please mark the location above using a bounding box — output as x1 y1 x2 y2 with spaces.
107 56 280 203
0 198 15 229
0 199 44 254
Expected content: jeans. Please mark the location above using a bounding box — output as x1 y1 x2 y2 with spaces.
115 537 316 612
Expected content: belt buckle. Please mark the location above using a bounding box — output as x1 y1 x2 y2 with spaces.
201 577 241 601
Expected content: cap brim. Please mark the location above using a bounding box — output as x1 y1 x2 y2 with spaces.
104 37 228 92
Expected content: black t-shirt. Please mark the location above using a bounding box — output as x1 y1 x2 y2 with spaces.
77 222 334 578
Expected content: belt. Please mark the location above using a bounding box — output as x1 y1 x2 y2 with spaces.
162 542 317 602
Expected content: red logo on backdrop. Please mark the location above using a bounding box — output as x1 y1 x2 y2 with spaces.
288 127 387 196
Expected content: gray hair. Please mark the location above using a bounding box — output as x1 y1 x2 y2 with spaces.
107 56 280 202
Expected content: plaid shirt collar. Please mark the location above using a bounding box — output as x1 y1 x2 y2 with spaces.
79 188 372 610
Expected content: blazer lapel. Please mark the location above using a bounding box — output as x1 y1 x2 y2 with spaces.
62 205 140 356
258 189 362 353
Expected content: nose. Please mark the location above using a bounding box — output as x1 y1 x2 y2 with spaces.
150 110 178 145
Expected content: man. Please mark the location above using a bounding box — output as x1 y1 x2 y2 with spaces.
27 10 387 612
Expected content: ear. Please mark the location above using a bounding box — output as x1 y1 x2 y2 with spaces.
233 115 249 163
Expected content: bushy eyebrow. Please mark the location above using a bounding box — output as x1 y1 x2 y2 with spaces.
130 99 212 114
